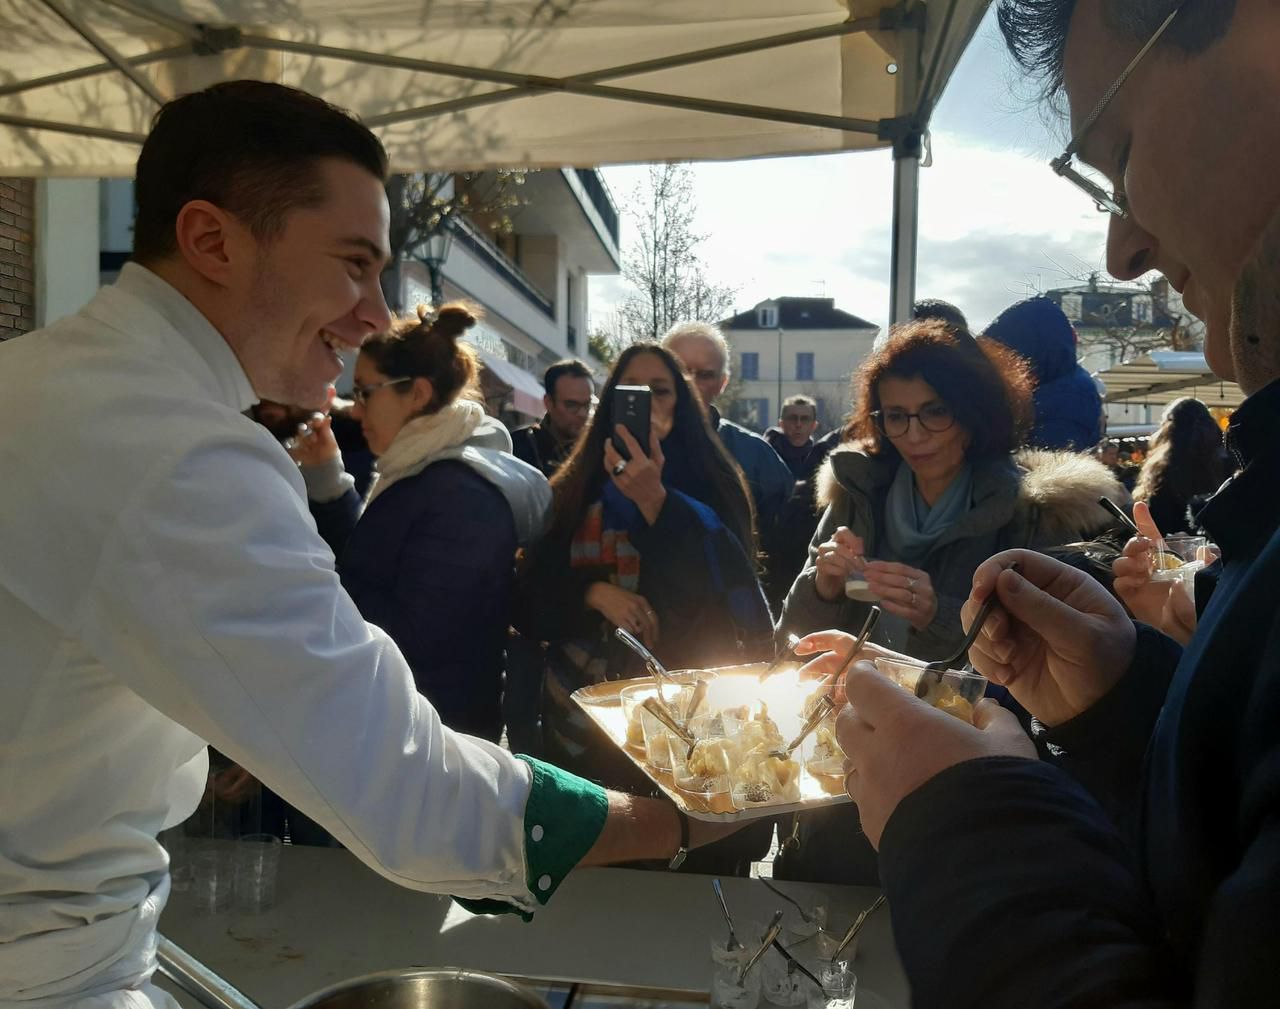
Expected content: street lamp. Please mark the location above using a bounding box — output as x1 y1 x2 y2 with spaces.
419 224 454 308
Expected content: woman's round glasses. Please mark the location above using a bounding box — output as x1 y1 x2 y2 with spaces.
871 403 954 438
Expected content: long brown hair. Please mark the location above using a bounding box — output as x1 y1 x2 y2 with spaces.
845 319 1034 461
1134 397 1229 507
359 302 481 414
548 343 757 554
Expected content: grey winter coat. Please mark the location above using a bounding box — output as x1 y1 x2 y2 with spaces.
778 446 1128 661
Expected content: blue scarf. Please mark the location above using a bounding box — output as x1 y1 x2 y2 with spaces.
879 460 974 648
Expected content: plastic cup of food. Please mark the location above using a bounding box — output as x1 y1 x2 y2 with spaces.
673 738 734 796
638 704 682 771
1150 534 1208 583
873 657 987 724
802 724 846 779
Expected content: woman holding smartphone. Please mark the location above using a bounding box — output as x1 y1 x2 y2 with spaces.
515 343 771 785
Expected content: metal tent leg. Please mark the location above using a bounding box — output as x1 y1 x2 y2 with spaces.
889 132 921 326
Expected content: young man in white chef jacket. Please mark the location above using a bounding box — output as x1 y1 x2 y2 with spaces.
0 81 725 1009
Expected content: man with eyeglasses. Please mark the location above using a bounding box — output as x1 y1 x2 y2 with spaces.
818 1 1280 1007
511 358 595 478
661 321 794 539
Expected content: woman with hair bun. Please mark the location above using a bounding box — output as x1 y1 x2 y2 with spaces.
295 302 551 742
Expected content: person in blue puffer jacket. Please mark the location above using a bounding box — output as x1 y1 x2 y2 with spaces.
296 302 551 743
982 296 1104 451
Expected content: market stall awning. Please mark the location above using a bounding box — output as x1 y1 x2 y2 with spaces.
477 348 545 418
0 0 988 175
1093 351 1246 410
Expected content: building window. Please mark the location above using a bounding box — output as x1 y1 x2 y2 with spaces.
732 398 772 431
796 352 814 381
740 352 759 381
757 306 778 328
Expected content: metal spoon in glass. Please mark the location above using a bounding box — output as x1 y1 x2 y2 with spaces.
759 879 816 925
711 878 742 951
916 561 1019 698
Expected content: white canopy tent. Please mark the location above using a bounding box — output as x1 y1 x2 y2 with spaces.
0 0 989 321
1093 351 1246 411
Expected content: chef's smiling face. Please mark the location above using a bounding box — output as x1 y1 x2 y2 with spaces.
222 157 393 410
1060 0 1280 391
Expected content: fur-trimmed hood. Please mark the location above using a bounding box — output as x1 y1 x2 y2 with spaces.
816 444 1130 543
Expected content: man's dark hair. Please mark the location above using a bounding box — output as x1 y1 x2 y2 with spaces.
911 298 969 332
997 0 1237 102
133 81 389 263
543 359 593 398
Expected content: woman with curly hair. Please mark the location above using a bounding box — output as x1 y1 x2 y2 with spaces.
781 318 1124 659
1133 397 1231 535
773 318 1127 885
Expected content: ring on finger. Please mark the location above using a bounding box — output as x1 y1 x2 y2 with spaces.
906 576 916 589
910 591 916 606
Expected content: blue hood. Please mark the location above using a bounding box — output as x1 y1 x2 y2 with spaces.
983 296 1078 384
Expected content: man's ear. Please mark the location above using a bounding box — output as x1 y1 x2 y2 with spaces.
173 199 242 287
544 393 554 414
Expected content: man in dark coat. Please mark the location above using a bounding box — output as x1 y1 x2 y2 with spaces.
826 1 1280 1006
510 359 594 477
983 295 1104 451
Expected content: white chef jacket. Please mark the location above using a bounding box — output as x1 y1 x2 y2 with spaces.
0 265 606 1009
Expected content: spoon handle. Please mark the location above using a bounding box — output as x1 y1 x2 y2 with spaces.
825 606 881 695
711 878 740 950
738 911 784 985
831 894 887 964
1098 495 1140 534
760 879 814 923
614 626 674 687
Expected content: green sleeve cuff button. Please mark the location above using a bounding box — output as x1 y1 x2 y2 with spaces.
515 754 608 907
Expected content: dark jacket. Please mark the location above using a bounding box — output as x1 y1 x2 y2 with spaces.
710 407 794 533
510 416 575 478
780 446 1127 660
983 296 1104 451
761 428 838 609
308 423 550 743
876 377 1280 1009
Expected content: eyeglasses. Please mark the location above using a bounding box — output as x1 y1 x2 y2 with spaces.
781 413 816 424
352 377 412 404
1049 4 1184 219
689 368 724 384
871 403 955 438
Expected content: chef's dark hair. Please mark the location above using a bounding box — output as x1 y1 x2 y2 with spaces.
132 80 388 263
360 302 481 415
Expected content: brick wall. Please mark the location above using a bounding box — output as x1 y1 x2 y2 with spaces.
0 178 37 341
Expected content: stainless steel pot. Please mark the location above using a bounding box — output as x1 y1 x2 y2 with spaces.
157 936 550 1009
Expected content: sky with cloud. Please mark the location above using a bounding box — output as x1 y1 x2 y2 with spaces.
588 10 1123 336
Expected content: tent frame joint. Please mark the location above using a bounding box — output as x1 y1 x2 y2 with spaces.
880 2 927 33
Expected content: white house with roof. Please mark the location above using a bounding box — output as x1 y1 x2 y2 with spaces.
720 296 879 434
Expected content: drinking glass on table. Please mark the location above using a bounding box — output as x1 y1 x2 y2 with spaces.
710 927 761 1009
807 964 857 1008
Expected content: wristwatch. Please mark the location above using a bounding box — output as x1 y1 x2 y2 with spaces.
668 808 691 870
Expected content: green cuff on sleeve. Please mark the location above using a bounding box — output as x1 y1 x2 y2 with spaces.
453 754 608 921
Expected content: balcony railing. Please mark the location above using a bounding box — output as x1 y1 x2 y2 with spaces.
449 217 555 319
574 169 620 247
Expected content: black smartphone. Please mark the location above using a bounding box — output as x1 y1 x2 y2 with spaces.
611 385 651 460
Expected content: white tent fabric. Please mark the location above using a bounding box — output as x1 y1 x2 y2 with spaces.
0 0 988 176
1093 351 1245 410
477 347 546 417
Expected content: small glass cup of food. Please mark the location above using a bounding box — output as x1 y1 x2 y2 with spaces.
802 721 846 780
672 738 733 797
1150 533 1209 583
873 657 988 724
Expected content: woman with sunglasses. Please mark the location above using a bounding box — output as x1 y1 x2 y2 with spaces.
293 303 551 743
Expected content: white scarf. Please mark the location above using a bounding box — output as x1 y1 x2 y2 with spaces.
364 399 486 505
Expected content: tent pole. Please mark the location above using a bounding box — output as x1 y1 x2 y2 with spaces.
0 112 145 144
34 0 166 106
889 130 922 326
